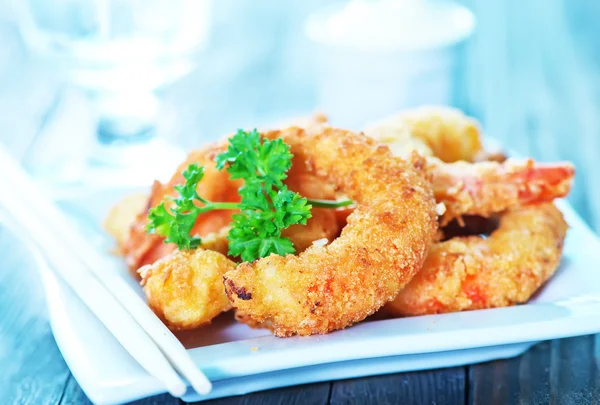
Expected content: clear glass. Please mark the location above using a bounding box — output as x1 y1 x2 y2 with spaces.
15 0 211 194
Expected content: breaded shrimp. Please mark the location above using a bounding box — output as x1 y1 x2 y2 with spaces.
363 106 573 224
223 127 438 337
142 193 335 332
133 133 343 332
120 124 343 271
139 248 236 330
385 203 568 316
366 106 483 162
429 157 575 225
134 194 340 332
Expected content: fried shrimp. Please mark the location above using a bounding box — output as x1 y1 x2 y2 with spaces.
385 203 568 316
133 133 344 332
121 126 343 271
363 106 574 223
366 106 483 162
139 248 236 330
429 157 575 225
223 127 438 337
363 107 573 223
119 124 344 331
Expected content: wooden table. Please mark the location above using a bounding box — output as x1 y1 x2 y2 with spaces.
2 1 600 404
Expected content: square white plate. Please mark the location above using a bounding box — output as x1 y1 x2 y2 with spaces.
29 185 600 405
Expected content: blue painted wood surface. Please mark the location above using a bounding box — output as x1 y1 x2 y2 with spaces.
1 1 600 404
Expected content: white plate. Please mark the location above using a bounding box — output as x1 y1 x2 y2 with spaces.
28 185 600 404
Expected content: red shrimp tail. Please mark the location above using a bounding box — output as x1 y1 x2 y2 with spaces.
513 161 575 203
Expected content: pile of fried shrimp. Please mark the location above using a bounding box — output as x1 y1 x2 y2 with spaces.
104 106 575 337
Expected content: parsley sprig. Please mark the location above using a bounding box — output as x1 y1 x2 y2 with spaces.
147 164 240 250
216 129 312 261
146 129 352 262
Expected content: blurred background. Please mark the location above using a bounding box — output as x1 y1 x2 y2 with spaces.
0 0 598 230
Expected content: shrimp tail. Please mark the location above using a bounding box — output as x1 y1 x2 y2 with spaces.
513 160 575 202
431 158 575 225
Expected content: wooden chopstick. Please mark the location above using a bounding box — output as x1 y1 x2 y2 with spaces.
0 144 212 396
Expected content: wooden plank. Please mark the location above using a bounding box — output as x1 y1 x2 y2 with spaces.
516 342 551 404
468 342 550 405
0 227 71 405
59 374 179 405
58 376 90 405
330 368 466 405
200 383 331 405
58 375 92 405
549 336 600 405
59 376 331 405
469 337 600 405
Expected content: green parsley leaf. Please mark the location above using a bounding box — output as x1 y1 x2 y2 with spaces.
146 164 206 250
146 128 350 261
216 129 293 187
216 130 312 261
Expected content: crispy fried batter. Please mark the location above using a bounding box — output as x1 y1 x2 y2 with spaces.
136 202 340 332
364 107 573 225
139 248 236 330
223 127 438 336
385 203 568 316
366 105 483 162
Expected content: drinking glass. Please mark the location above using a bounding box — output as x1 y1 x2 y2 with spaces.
15 0 211 193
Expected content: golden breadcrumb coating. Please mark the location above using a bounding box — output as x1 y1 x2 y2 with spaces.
139 248 236 330
386 203 568 316
224 127 438 336
366 105 483 163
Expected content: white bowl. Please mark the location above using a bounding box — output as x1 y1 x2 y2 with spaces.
305 0 476 128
